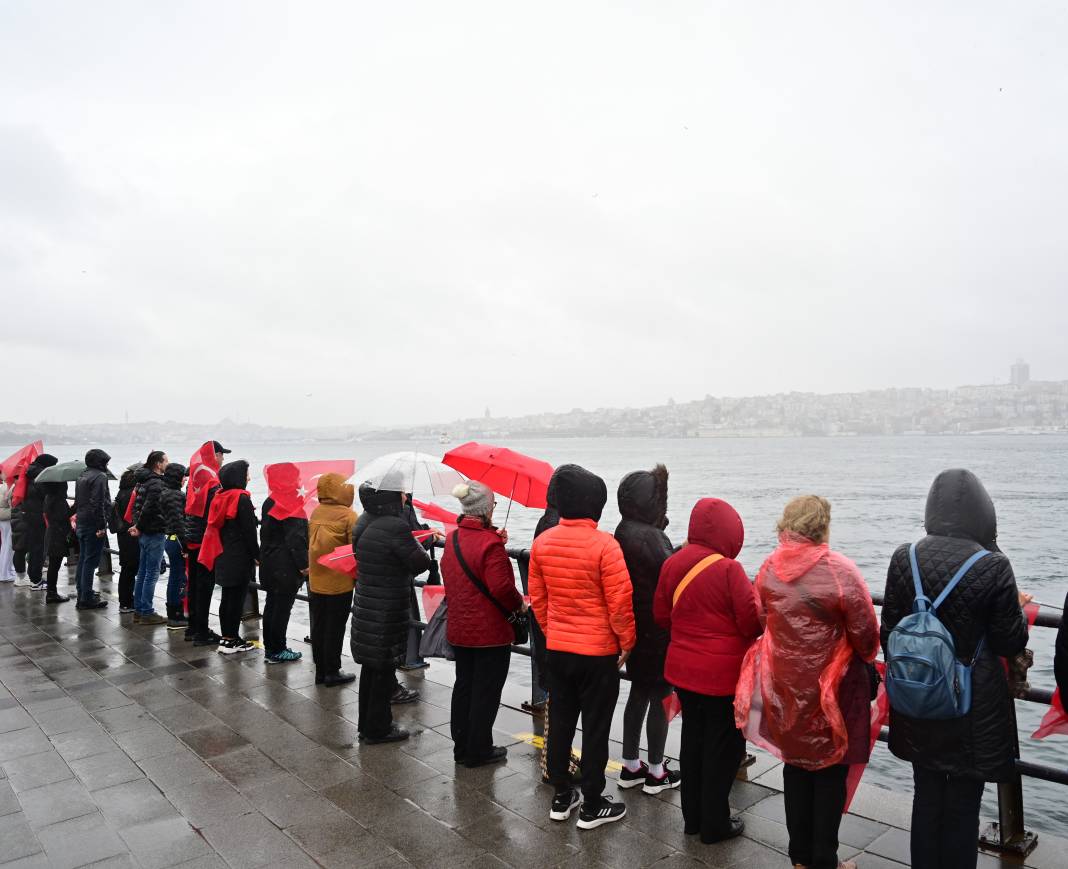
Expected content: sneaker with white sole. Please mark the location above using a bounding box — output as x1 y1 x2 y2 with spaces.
14 575 31 588
642 763 681 794
30 580 47 591
549 788 581 822
576 796 627 830
218 639 256 655
617 761 648 789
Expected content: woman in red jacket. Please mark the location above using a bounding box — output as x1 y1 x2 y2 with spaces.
441 481 525 768
654 498 762 845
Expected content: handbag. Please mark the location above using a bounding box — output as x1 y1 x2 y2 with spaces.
419 597 455 660
452 532 529 645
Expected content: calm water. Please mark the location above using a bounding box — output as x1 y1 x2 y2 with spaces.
7 435 1067 833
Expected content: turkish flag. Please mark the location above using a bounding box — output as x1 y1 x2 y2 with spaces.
1033 689 1068 740
2 441 43 506
412 499 459 532
284 460 356 518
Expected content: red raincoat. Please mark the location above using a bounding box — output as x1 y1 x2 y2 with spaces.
735 532 879 771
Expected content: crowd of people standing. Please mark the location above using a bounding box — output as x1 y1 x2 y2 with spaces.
2 439 1067 869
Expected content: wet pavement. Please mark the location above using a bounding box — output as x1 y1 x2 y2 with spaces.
1 573 1064 869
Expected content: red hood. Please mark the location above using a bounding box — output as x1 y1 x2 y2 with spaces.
687 498 744 559
766 531 828 582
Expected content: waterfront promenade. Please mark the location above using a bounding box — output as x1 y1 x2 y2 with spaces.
1 578 1063 869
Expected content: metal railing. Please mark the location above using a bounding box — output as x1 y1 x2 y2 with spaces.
240 542 1061 859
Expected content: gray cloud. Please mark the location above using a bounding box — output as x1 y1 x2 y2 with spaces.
1 1 1065 427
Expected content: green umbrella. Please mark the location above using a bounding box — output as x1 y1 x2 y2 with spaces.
33 460 116 483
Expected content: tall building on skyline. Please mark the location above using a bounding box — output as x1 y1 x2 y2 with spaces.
1011 359 1031 386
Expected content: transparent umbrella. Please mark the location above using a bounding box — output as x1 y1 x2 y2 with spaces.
359 451 465 496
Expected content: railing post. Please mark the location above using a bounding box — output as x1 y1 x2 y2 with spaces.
978 704 1038 857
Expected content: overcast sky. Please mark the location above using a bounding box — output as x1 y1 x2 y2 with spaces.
2 1 1066 428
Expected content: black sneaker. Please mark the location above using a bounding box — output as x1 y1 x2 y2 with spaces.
359 726 410 745
193 632 221 647
549 788 581 822
76 599 108 610
464 746 507 768
617 761 648 790
576 796 627 830
391 685 419 704
642 763 681 794
701 816 745 844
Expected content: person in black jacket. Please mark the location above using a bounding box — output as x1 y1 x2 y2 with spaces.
881 469 1029 869
351 482 433 743
161 463 188 631
614 464 679 793
110 466 140 612
210 460 259 655
72 449 110 608
130 451 170 624
12 453 57 588
260 470 308 664
1056 590 1068 704
41 480 73 604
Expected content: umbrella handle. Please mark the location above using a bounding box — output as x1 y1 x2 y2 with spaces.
503 472 517 530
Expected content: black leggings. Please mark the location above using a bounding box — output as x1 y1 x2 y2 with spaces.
678 690 743 843
622 679 671 765
451 645 511 761
219 583 248 639
262 589 297 655
187 556 217 637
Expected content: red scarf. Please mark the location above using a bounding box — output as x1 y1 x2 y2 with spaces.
264 462 306 521
198 489 249 570
185 442 221 519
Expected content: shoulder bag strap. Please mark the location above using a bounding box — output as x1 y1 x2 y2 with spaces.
672 553 724 608
908 542 928 611
452 530 512 619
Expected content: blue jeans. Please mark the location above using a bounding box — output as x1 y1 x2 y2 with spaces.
164 538 187 610
75 530 105 604
133 533 166 615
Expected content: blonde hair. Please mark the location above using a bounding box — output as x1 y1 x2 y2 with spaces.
777 495 832 543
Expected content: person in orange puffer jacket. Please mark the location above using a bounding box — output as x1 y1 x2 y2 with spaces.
529 464 636 831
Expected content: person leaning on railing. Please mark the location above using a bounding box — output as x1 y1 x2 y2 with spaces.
880 469 1029 869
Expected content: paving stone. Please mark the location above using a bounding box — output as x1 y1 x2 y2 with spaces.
0 811 43 862
0 726 52 763
321 774 420 827
50 726 119 763
30 703 98 737
180 724 250 759
149 701 222 735
355 744 445 789
0 706 34 734
164 778 255 828
866 827 912 864
137 747 221 793
283 807 371 858
3 749 74 793
200 810 319 869
854 854 909 868
207 745 287 789
370 807 495 869
242 774 338 829
458 804 581 869
118 815 214 869
35 810 127 869
111 722 183 761
95 778 178 828
16 777 98 829
74 685 137 713
92 703 159 734
68 749 145 792
0 853 51 869
0 778 21 817
277 745 361 791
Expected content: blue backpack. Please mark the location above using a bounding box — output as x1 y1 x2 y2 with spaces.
884 543 990 720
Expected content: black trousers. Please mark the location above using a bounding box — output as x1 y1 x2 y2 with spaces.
117 532 140 608
546 650 620 805
219 582 248 639
262 589 297 655
783 762 849 869
309 590 353 678
45 550 67 595
677 690 743 842
451 645 511 761
187 555 217 637
17 538 44 582
358 663 395 737
910 765 985 869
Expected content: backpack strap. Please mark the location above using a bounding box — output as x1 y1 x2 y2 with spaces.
672 554 723 608
908 543 928 612
930 549 990 612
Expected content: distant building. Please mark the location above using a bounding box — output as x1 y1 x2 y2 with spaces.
1011 359 1030 387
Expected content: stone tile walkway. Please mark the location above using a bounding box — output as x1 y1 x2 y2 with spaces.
1 577 1063 869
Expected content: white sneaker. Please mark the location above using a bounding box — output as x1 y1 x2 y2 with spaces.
14 575 31 588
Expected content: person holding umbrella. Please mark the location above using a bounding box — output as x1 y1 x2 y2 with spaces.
73 449 112 608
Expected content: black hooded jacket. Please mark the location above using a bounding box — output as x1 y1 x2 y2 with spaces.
161 463 188 541
110 468 139 535
350 484 433 668
12 454 59 548
41 481 74 556
259 497 309 596
554 464 608 522
212 461 259 588
614 465 673 684
74 449 112 535
534 472 561 540
133 466 166 536
1055 590 1068 701
881 469 1029 781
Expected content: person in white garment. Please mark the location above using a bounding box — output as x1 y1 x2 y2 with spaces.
0 473 16 582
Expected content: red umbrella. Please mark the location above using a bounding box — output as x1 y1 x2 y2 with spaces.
442 442 553 526
2 441 43 506
412 499 459 532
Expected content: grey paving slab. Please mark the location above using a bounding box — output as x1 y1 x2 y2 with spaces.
3 749 74 793
136 747 221 793
162 778 256 829
370 806 496 869
0 779 20 817
16 777 98 829
200 810 318 869
0 811 44 862
94 778 180 829
207 745 288 789
0 727 52 763
35 810 127 869
68 749 145 792
117 815 214 869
